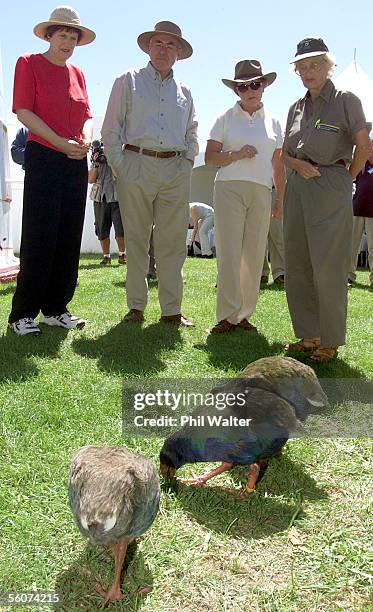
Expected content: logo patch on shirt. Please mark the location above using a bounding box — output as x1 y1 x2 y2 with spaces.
314 119 340 133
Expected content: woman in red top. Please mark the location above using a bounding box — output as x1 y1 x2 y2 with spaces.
9 6 95 336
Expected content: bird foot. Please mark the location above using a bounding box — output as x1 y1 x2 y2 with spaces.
178 475 208 486
103 584 124 608
93 576 124 608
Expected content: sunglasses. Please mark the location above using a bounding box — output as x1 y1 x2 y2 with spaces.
236 80 264 92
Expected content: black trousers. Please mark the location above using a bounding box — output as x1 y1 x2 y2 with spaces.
9 142 87 323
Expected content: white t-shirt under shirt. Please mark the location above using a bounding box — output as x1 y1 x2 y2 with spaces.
208 102 283 188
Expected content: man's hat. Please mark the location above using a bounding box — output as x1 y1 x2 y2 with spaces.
137 21 193 59
222 60 277 91
33 6 96 46
289 37 329 63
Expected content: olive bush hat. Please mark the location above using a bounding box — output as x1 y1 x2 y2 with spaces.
222 60 277 90
33 6 96 46
290 37 329 63
137 21 193 59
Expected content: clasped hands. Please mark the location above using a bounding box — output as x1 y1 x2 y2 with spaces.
295 159 321 180
60 138 91 160
237 144 257 160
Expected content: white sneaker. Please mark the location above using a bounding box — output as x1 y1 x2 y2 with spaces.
9 317 41 336
40 311 86 329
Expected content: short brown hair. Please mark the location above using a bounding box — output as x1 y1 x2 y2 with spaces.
45 25 82 43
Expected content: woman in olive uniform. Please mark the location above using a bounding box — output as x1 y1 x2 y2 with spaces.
282 37 370 362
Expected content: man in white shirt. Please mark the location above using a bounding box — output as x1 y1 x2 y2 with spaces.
102 21 198 326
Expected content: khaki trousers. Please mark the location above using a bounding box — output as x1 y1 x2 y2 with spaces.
262 215 285 280
214 180 271 324
349 216 373 284
116 151 191 315
284 167 353 346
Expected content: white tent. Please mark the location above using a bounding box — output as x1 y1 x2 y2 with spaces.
334 60 373 123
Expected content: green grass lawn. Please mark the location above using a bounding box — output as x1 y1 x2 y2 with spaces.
0 255 372 612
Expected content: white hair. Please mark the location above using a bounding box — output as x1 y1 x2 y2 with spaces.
292 52 336 77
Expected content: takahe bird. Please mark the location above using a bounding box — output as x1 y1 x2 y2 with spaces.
160 356 328 497
68 446 160 607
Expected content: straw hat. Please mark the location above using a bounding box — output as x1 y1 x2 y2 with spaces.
222 60 277 90
289 37 329 63
33 6 96 46
137 21 193 59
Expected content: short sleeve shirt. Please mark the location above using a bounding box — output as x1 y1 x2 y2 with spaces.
208 102 283 188
13 54 92 151
283 79 366 165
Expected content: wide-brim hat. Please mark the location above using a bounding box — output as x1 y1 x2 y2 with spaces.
222 60 277 91
289 37 329 63
137 20 193 60
33 5 96 46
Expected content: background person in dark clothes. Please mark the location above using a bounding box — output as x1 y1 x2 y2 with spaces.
348 130 373 289
11 126 28 170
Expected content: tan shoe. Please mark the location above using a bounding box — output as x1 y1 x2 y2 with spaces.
285 338 320 353
309 347 338 362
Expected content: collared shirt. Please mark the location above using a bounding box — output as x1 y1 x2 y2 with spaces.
353 161 373 217
283 79 366 165
13 54 92 152
208 102 283 188
101 62 198 170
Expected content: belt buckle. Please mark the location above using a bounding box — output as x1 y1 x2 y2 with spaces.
154 150 160 158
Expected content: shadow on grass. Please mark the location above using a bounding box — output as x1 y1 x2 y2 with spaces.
259 283 286 292
55 541 152 611
0 326 68 382
72 321 183 376
164 455 327 540
0 283 16 296
194 331 284 372
283 351 366 380
349 282 372 292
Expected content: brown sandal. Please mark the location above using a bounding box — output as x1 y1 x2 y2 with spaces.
309 347 338 362
285 338 320 353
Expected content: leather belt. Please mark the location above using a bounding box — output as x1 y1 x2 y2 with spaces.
305 158 346 167
125 144 181 158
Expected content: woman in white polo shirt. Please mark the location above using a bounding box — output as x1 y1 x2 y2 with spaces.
205 60 285 334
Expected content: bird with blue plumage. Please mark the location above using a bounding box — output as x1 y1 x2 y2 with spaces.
68 445 160 606
160 356 328 497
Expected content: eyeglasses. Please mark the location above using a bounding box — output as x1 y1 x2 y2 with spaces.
236 81 264 92
295 60 326 75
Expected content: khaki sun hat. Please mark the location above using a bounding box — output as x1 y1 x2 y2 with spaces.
289 37 329 63
222 60 277 90
137 21 193 59
33 6 96 46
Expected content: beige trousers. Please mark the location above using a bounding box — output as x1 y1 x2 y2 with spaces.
262 215 285 280
349 216 373 284
214 180 271 324
116 150 192 315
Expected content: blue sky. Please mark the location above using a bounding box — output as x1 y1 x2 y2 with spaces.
1 0 372 147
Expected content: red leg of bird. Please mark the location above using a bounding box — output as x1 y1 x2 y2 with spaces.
238 462 261 499
100 539 128 608
178 461 234 486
